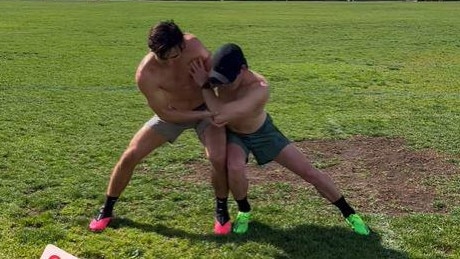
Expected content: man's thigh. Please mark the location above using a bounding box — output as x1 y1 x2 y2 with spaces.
227 142 249 168
227 131 250 164
144 115 191 143
199 123 226 159
124 125 169 162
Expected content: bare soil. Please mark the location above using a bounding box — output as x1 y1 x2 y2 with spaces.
184 136 459 215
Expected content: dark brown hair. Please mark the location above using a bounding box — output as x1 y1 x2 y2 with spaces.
148 20 184 59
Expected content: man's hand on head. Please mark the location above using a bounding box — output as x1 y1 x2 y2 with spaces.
189 58 209 88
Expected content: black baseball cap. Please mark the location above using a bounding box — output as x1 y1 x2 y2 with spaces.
209 43 247 85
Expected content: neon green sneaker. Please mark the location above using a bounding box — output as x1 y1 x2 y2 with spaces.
232 211 251 234
346 214 370 235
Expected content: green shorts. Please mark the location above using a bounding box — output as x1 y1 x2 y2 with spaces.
227 113 291 165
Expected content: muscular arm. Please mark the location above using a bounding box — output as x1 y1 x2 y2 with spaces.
189 59 268 124
201 88 223 114
202 82 269 125
189 58 224 114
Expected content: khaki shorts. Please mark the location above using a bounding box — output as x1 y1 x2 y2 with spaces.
144 104 210 143
227 113 291 165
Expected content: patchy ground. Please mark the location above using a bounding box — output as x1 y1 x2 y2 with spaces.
184 136 459 215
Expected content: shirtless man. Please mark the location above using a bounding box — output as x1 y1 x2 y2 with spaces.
189 43 370 235
89 21 230 234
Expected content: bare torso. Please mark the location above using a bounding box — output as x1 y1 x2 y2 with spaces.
136 33 208 112
219 71 269 134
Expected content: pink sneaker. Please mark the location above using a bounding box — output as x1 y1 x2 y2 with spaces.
214 220 231 235
89 216 112 232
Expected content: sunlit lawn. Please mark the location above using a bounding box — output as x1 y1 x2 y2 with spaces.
1 1 459 258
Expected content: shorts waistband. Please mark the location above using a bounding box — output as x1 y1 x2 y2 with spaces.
193 103 207 111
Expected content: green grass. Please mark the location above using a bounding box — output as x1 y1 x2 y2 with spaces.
1 1 459 258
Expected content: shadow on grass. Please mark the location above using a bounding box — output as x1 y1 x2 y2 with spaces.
109 217 159 233
159 221 407 259
114 218 408 259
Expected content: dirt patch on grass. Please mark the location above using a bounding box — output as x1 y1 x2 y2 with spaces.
184 136 459 215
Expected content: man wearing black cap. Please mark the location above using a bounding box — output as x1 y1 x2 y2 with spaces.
189 43 370 235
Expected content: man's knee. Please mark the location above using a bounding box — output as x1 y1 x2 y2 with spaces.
227 161 246 179
208 151 226 169
119 145 145 167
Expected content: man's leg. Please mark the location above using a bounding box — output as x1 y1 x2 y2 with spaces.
200 124 229 234
89 125 168 232
227 143 249 201
273 144 370 235
227 143 251 234
274 144 341 202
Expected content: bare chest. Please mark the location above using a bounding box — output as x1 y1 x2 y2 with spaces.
218 87 247 102
158 65 198 93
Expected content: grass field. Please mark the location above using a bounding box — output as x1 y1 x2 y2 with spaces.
1 1 459 258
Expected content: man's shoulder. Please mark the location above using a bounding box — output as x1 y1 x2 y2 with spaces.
252 71 267 82
183 33 206 52
136 55 160 90
137 72 159 92
247 71 269 88
184 33 198 41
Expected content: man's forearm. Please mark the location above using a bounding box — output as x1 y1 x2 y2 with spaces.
201 88 223 113
152 106 211 124
202 89 245 124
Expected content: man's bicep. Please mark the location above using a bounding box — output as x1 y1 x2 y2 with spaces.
222 89 267 117
138 83 168 115
239 87 267 110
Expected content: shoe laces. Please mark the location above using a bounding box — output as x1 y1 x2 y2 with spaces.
236 212 251 222
348 214 362 224
96 207 112 220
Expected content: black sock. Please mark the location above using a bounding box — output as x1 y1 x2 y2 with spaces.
215 197 230 225
332 196 355 218
100 195 118 218
236 197 251 213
